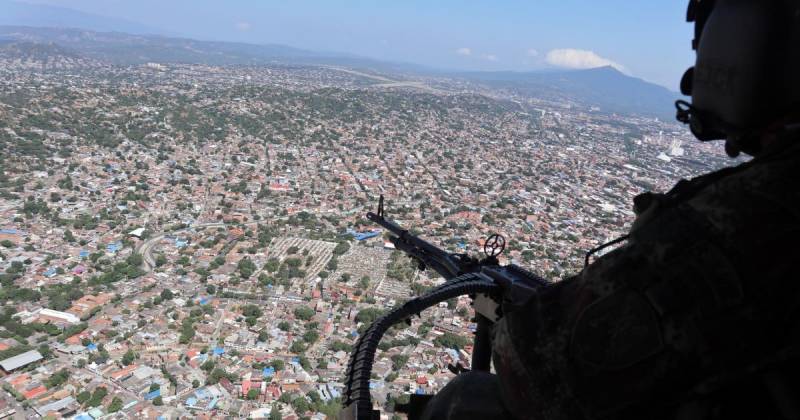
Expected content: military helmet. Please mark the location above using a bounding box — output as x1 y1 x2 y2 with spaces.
677 0 800 156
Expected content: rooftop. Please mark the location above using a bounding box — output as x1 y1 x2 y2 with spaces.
0 350 43 372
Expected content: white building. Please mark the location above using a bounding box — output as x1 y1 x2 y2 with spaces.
38 308 81 325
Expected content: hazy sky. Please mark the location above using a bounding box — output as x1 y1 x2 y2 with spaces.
26 1 694 89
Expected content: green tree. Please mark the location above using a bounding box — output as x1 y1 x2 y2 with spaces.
242 304 263 318
160 289 174 300
290 341 305 354
333 241 350 256
237 257 257 279
121 349 136 366
152 396 163 406
269 359 285 371
155 254 167 267
264 258 280 273
246 388 259 400
127 253 143 267
355 308 383 324
291 395 310 413
76 390 91 404
302 330 319 344
87 386 108 407
391 354 409 370
108 396 123 413
269 402 282 420
201 360 215 372
434 332 470 349
293 306 315 321
329 340 352 352
45 369 69 389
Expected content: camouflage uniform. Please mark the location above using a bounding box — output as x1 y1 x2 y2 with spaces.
492 134 800 420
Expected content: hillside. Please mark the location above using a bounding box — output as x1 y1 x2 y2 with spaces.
460 66 679 120
0 25 681 119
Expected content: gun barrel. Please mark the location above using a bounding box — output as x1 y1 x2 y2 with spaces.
367 212 460 278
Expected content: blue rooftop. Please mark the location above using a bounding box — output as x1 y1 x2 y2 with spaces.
262 367 275 377
0 229 17 235
416 388 426 394
346 228 381 241
212 347 224 356
79 250 90 258
145 389 161 400
186 397 198 407
86 343 98 351
44 267 57 277
106 241 122 253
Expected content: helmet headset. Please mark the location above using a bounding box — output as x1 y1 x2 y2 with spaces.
677 0 800 156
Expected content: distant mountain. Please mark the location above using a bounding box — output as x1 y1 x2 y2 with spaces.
0 25 323 65
0 1 167 35
460 67 680 120
0 39 102 69
0 24 679 120
0 39 77 59
0 25 432 73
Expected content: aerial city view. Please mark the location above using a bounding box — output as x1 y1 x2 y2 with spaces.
0 1 748 419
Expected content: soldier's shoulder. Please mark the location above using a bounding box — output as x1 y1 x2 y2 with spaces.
683 140 800 239
629 139 800 245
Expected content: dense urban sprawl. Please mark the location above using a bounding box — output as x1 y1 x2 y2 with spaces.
0 58 734 419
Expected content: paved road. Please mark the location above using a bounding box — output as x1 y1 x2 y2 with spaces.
136 222 258 272
210 301 230 344
324 66 447 94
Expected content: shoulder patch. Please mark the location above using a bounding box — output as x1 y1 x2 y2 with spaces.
571 290 663 370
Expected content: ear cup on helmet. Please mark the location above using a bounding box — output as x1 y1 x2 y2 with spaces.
680 67 694 96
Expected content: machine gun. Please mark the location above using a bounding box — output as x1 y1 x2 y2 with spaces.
341 196 549 420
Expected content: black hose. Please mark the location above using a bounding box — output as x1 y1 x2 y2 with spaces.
341 272 501 419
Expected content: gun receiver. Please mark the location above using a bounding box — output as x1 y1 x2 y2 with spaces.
366 210 472 280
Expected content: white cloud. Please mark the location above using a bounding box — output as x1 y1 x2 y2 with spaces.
484 54 498 62
526 48 539 57
235 22 252 32
545 48 626 72
455 47 472 56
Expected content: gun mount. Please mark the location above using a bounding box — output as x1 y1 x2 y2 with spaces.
341 195 549 420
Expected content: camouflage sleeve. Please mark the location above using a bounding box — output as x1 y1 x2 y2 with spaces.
492 142 800 420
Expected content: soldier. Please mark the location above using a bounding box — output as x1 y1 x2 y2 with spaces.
423 1 800 419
